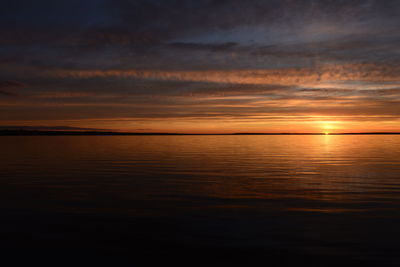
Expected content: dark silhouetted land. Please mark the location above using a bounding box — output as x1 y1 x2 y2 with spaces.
0 130 400 136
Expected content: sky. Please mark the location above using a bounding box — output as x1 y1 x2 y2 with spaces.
1 0 399 133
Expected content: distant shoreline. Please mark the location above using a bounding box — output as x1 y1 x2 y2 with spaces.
1 130 399 136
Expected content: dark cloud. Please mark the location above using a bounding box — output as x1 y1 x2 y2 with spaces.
168 42 238 52
0 81 24 96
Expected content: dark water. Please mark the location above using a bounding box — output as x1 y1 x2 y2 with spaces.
1 135 400 266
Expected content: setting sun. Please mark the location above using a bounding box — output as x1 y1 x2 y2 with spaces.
316 120 343 134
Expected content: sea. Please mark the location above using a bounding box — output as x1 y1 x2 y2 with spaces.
0 135 399 266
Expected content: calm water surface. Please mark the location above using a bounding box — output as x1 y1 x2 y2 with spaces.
1 135 400 266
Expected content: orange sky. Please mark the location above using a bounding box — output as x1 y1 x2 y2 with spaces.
1 1 399 133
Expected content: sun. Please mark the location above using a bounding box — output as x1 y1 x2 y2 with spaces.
321 123 332 134
317 120 341 134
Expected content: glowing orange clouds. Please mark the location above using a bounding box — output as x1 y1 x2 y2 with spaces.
44 63 400 85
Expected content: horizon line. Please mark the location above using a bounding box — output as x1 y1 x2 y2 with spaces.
1 130 400 136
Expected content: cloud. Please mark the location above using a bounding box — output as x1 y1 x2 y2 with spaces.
2 0 399 69
43 63 400 85
168 42 238 52
0 81 24 96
